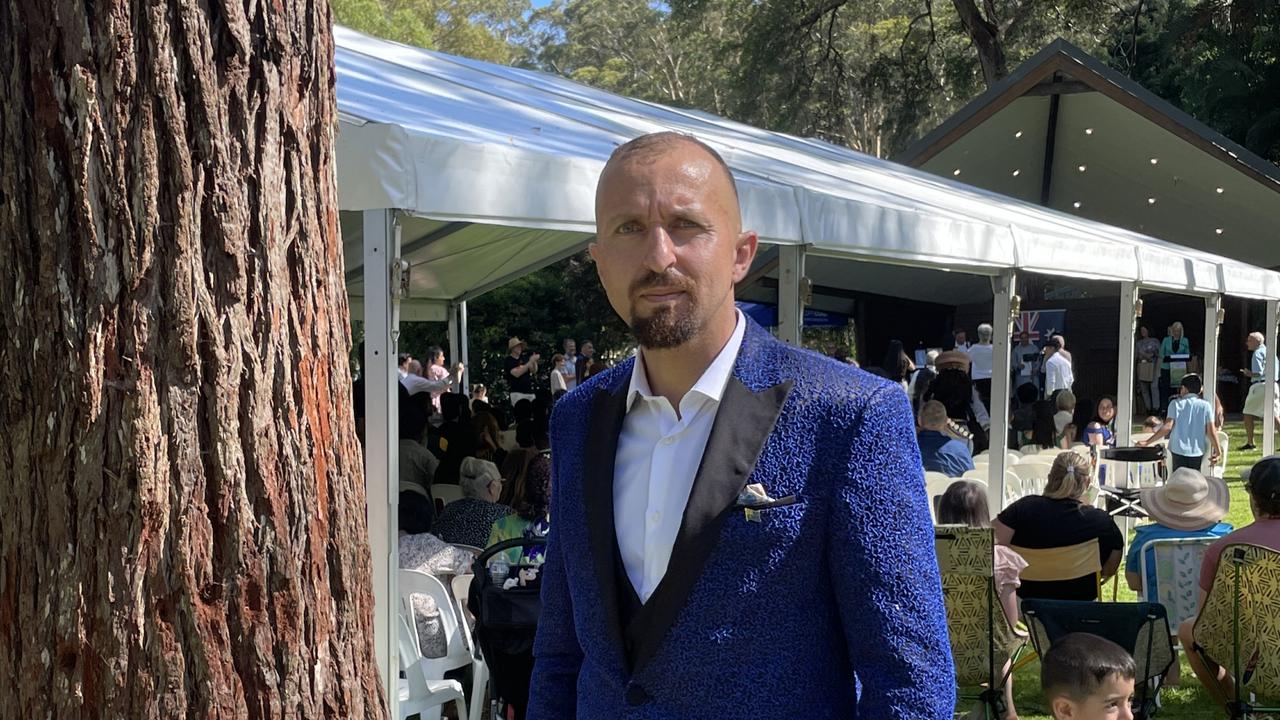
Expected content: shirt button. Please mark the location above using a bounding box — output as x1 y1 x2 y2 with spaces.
660 437 676 445
649 512 661 526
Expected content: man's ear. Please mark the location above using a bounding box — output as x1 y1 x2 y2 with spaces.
732 230 759 283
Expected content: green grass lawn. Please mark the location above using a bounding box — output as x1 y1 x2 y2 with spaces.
958 420 1273 719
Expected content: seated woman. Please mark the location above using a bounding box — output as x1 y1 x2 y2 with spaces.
1178 456 1280 709
433 457 515 548
1084 396 1117 448
1125 467 1231 597
937 481 1026 720
487 453 552 568
1053 390 1076 448
994 452 1124 600
398 530 475 657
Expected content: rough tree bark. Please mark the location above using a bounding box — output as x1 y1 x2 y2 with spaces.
0 0 386 717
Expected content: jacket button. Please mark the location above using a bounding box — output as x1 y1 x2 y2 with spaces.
625 683 650 706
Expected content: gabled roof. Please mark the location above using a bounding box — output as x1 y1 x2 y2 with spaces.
898 38 1280 269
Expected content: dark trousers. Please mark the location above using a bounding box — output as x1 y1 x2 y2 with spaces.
1158 369 1174 417
1170 452 1203 473
974 378 992 416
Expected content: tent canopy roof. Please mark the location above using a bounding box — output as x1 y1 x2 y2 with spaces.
898 38 1280 271
335 27 1280 302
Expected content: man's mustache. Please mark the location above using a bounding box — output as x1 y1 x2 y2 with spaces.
629 271 695 296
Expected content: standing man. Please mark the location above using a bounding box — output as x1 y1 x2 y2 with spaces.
969 323 995 413
1240 331 1279 450
1043 336 1074 397
561 338 579 392
506 337 539 407
1013 330 1041 397
530 132 952 718
1141 374 1221 472
952 328 971 353
575 339 596 386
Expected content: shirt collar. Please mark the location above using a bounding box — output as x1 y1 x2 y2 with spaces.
627 309 746 409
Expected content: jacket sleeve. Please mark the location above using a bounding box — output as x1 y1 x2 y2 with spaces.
527 462 581 719
826 383 955 718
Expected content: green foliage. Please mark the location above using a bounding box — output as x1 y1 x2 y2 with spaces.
332 0 530 63
1116 0 1280 162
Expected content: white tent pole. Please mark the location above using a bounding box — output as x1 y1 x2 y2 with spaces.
459 300 470 396
447 303 461 378
989 271 1016 511
1203 294 1222 435
362 209 400 713
1265 300 1278 457
1116 282 1139 448
777 244 806 345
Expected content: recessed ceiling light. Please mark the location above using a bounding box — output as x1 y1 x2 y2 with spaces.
1073 201 1082 209
1084 128 1094 135
1147 197 1157 204
1215 228 1224 235
1012 169 1021 177
1150 158 1159 165
953 169 961 176
1078 164 1087 172
1216 187 1225 194
1015 131 1023 138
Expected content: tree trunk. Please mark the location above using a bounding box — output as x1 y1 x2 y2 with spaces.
950 0 1008 86
0 0 386 717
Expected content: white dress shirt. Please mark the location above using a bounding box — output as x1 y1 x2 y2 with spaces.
968 343 993 380
614 310 746 603
1045 352 1074 394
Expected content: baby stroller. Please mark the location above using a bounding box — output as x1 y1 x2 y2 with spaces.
468 538 546 720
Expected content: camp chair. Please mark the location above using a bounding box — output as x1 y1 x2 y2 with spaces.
1192 544 1280 718
1138 537 1215 635
1021 599 1175 719
1011 539 1105 600
935 526 1027 719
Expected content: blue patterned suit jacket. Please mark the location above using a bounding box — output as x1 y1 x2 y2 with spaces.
528 318 953 718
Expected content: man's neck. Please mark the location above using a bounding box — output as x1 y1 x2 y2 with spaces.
640 307 738 409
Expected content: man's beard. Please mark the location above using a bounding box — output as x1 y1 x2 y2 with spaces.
631 304 700 348
627 270 700 349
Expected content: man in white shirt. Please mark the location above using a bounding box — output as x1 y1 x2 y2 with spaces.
529 132 952 718
560 338 578 391
1044 336 1074 396
968 322 995 413
952 328 971 353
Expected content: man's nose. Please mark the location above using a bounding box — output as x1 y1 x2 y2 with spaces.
641 226 677 273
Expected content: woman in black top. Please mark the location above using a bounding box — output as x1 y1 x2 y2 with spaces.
994 451 1124 600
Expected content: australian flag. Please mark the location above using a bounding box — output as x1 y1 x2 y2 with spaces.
1014 309 1066 345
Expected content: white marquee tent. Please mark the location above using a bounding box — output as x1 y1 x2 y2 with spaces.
332 25 1280 701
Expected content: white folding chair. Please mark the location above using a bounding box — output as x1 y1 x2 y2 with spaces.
1009 463 1049 497
398 614 467 720
924 472 957 523
400 569 489 720
1005 452 1021 466
960 468 989 482
433 484 465 507
1203 431 1229 477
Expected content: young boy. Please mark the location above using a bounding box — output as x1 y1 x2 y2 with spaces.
1041 632 1136 720
1139 373 1221 473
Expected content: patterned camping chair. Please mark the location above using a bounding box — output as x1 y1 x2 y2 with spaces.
935 525 1026 719
1192 544 1280 718
1139 537 1215 634
1021 599 1175 720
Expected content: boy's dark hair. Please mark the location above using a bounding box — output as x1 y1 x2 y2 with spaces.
1179 373 1203 394
1041 633 1136 701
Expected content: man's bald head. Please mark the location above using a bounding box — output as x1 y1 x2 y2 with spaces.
600 131 739 200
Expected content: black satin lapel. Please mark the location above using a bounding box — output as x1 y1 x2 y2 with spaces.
629 376 793 673
583 386 630 659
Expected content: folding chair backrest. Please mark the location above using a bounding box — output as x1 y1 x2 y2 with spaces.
1193 543 1280 700
934 525 1023 688
1022 599 1175 687
1139 537 1214 631
400 569 471 672
1012 539 1101 596
924 474 956 522
433 484 465 507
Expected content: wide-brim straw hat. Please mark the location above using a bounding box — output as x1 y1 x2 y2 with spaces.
1139 467 1229 531
935 350 971 372
507 336 526 351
